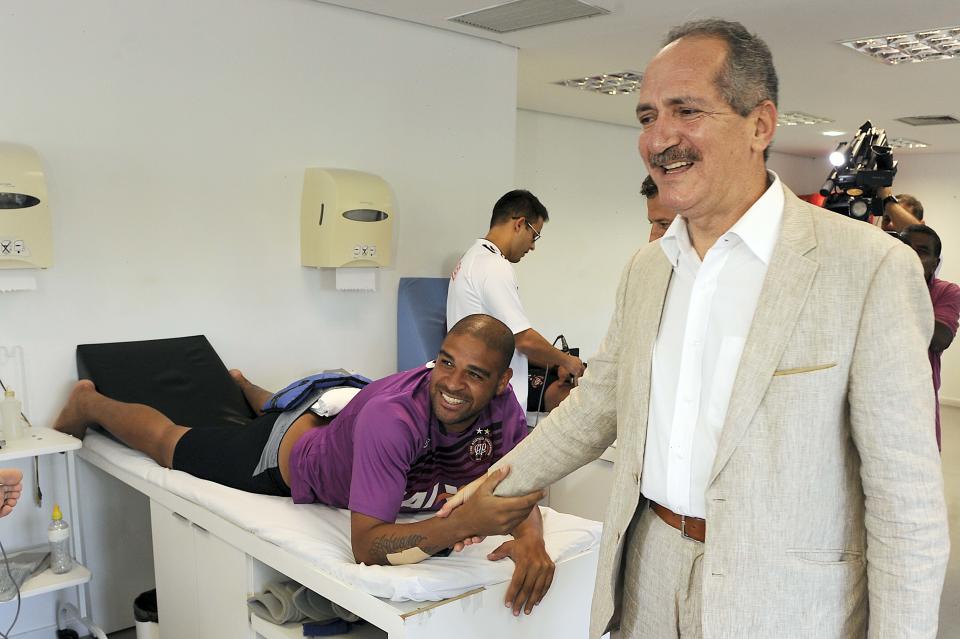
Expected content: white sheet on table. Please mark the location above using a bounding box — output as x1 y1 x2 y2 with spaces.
81 431 602 602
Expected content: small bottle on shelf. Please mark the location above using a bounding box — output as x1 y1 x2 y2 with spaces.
0 389 24 441
48 503 73 574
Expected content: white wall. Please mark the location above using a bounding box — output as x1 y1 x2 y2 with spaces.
514 109 826 360
0 0 517 635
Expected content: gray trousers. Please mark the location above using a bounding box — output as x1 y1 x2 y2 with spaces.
614 504 705 639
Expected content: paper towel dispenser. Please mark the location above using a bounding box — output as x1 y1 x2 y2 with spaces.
300 168 394 268
0 143 52 269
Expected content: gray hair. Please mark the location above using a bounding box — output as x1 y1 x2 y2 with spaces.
664 19 778 116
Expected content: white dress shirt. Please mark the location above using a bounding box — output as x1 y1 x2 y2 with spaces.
640 172 784 518
447 239 532 407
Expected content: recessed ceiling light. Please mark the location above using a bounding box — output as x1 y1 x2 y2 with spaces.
777 112 833 126
821 130 847 137
555 71 643 95
887 137 930 149
840 26 960 64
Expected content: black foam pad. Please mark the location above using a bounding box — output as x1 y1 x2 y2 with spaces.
76 335 256 431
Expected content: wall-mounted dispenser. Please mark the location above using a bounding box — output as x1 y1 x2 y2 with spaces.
300 168 394 269
0 143 52 269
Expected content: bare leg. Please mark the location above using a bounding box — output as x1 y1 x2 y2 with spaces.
229 369 274 415
544 380 573 412
53 380 189 468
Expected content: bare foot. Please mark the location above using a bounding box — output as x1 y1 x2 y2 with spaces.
0 468 23 518
53 380 98 439
228 369 248 386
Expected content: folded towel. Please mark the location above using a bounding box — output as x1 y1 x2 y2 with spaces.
247 580 303 624
293 585 359 623
0 550 50 602
248 580 358 625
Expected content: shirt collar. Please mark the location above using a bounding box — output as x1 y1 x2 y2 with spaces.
659 170 784 267
477 238 503 258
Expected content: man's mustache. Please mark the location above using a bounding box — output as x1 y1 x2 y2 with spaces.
649 147 702 167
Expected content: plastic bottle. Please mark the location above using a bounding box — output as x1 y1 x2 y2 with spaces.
0 389 24 441
48 504 73 574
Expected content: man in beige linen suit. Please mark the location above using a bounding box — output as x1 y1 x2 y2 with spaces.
442 19 949 638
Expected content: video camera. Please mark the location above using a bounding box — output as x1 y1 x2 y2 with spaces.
819 121 897 221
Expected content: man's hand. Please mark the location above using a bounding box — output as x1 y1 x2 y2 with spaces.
488 536 554 616
0 468 23 518
452 467 544 538
559 355 586 385
437 473 486 518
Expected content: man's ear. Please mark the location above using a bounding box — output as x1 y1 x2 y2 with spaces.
512 216 526 234
497 368 513 394
751 100 777 155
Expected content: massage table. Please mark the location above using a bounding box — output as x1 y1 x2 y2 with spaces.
74 333 603 639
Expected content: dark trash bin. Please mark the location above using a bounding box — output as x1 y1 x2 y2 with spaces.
133 589 159 639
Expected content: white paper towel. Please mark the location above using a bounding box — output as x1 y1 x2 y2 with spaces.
0 272 37 292
335 267 377 291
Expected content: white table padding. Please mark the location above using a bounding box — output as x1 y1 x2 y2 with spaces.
81 431 601 602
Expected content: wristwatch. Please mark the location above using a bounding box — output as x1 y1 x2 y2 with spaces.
881 194 899 208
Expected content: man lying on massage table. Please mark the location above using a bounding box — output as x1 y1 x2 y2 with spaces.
54 314 552 616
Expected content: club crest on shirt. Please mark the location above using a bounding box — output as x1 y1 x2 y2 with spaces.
468 428 493 462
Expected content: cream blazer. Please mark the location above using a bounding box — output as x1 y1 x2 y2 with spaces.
494 186 949 638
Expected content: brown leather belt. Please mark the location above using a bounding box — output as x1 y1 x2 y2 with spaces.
649 501 706 543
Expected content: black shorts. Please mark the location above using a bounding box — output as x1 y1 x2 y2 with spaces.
527 366 561 412
171 412 291 497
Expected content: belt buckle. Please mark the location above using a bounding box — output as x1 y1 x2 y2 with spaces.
680 515 693 541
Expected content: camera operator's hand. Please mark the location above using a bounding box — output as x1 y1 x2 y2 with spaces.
559 354 585 386
879 186 922 233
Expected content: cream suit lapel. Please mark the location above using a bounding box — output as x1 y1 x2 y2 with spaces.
708 188 819 486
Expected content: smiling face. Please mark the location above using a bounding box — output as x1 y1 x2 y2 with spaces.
636 36 776 231
429 332 512 433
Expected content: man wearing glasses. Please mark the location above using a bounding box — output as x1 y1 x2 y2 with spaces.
448 189 586 412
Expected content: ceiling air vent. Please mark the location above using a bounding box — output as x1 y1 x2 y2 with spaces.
449 0 609 34
895 115 960 126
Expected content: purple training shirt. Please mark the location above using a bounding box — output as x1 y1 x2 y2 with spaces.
287 365 528 522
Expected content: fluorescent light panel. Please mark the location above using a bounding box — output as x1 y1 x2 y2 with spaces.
555 71 643 95
777 111 833 126
841 26 960 64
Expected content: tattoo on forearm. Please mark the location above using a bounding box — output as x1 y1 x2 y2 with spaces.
370 533 444 561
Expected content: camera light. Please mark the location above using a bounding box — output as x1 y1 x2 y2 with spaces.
850 199 870 219
828 141 848 167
